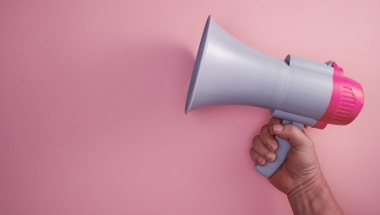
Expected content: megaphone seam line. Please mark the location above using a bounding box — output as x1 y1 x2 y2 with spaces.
272 67 291 114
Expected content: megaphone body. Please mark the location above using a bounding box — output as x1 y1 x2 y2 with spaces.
185 16 364 178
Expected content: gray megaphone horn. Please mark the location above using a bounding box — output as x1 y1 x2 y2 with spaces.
185 16 364 177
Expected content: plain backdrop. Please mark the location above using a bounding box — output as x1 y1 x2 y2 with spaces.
1 0 379 214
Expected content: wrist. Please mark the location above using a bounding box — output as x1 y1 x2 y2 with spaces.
287 173 344 215
287 172 325 198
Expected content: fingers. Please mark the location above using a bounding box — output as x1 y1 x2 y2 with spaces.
267 117 282 135
250 135 276 166
271 123 312 148
259 124 278 152
268 117 282 128
250 117 308 166
250 147 266 166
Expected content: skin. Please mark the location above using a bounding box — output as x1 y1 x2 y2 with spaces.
250 117 344 215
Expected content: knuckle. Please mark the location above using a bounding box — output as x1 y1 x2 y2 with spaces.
253 141 261 150
249 147 255 156
252 135 260 144
250 149 259 161
288 125 296 133
253 143 269 156
260 136 271 147
269 117 281 125
287 124 300 134
260 124 268 133
253 154 260 163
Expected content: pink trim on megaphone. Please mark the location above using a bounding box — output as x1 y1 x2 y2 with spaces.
314 62 364 129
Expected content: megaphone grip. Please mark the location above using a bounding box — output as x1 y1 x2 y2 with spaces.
254 120 303 178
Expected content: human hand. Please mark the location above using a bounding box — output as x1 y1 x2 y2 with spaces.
250 117 344 214
250 117 322 195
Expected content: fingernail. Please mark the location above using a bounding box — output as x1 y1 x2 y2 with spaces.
267 153 275 162
269 128 274 136
258 157 265 166
266 153 275 162
273 124 283 132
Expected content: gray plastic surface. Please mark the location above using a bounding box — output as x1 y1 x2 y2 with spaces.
270 109 317 127
185 16 334 127
185 16 289 113
254 120 303 178
285 55 334 77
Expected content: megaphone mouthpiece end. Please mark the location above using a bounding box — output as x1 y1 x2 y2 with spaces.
184 15 212 115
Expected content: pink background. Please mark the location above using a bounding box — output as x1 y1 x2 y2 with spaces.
1 1 380 214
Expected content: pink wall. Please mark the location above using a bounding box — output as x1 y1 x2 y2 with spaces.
1 1 379 214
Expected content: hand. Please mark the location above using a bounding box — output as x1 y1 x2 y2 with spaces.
250 117 322 195
250 117 344 214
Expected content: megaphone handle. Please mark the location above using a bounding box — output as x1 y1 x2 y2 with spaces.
254 120 303 178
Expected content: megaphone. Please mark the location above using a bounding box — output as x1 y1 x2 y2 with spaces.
185 16 364 178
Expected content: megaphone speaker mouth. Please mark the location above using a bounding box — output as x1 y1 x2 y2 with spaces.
185 16 211 114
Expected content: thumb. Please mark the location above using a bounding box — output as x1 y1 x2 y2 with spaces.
271 124 312 148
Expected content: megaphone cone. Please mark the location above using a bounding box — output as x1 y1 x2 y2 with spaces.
185 16 289 114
